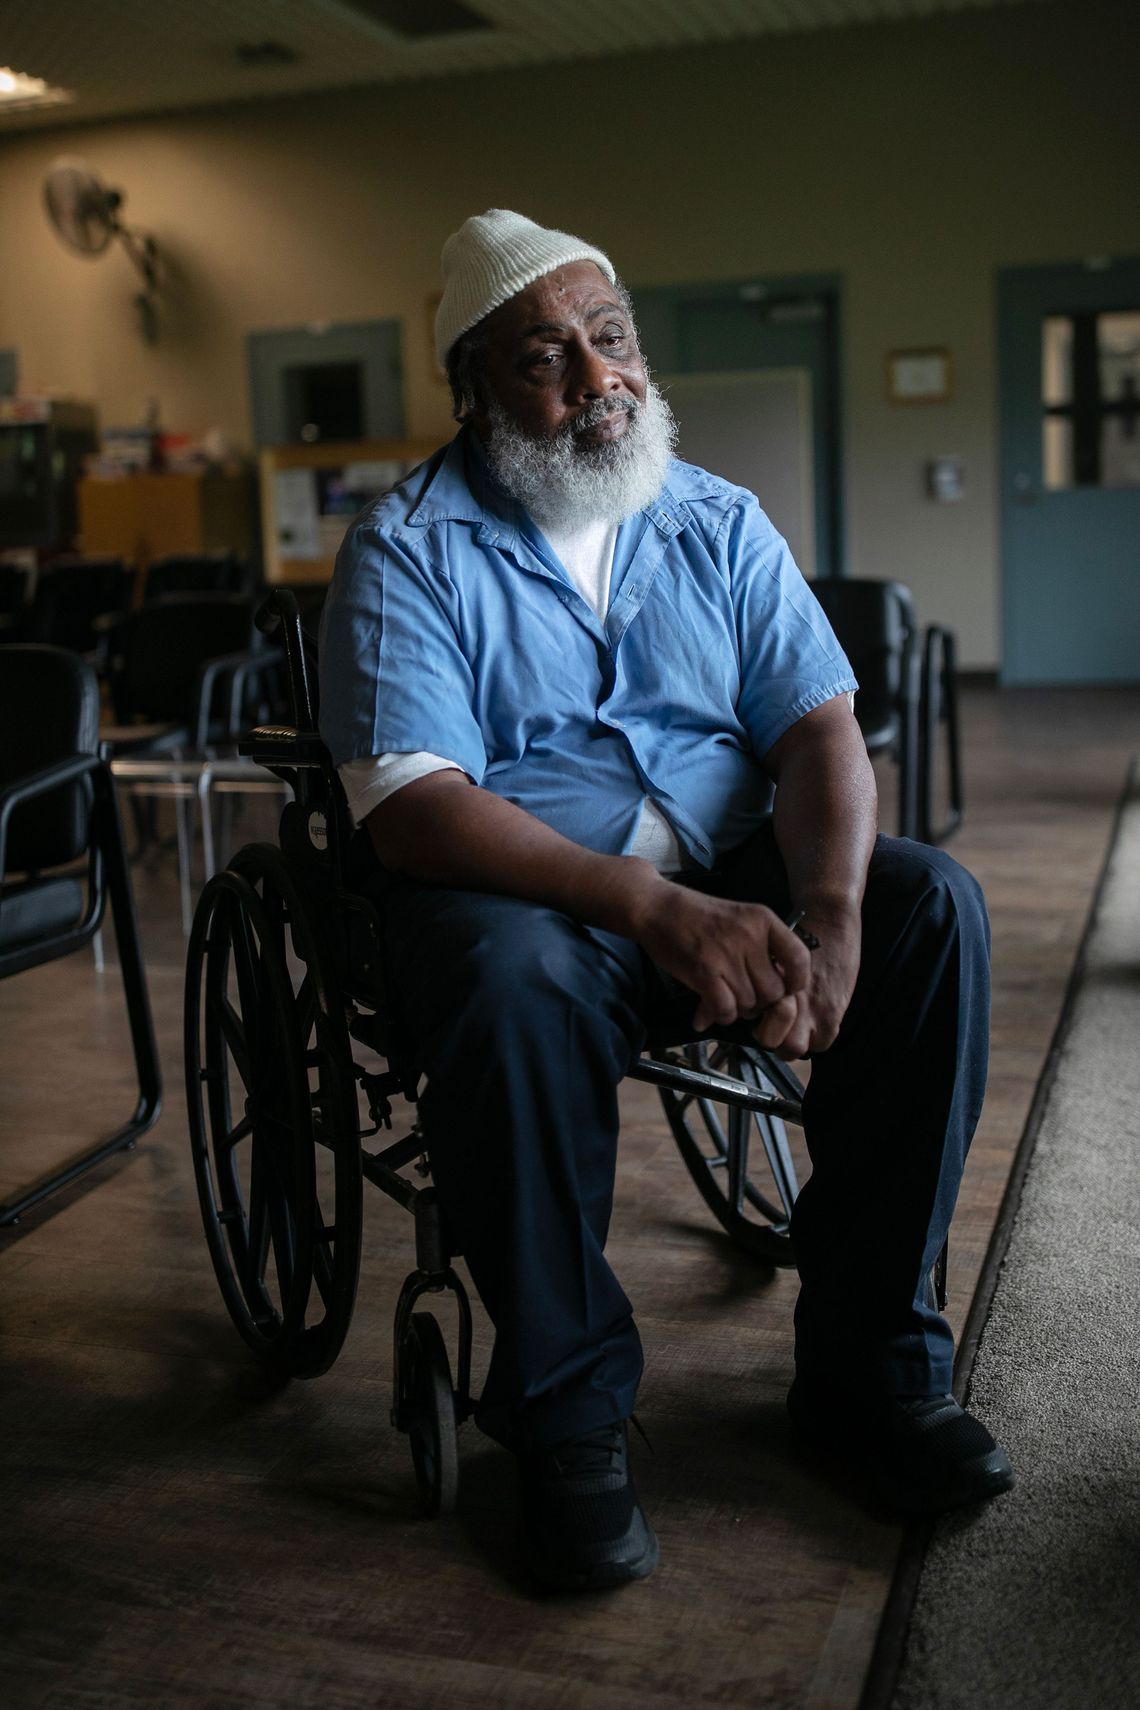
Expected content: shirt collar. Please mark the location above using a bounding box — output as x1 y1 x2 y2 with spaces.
406 423 687 540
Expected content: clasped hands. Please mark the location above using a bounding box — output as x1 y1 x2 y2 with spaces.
635 887 861 1061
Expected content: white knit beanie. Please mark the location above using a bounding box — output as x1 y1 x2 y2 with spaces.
435 209 616 368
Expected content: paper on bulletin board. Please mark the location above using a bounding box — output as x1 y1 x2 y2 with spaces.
341 460 403 494
274 468 321 559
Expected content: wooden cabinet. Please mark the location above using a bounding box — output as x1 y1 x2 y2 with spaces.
259 438 440 584
77 470 257 569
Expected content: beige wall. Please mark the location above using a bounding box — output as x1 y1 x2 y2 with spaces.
1 0 1137 666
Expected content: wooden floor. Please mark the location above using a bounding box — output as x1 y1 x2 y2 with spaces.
1 684 1137 1710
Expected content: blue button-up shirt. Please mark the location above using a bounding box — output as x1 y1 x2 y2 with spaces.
319 428 856 870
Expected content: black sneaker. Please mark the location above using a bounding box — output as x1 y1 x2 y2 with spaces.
520 1420 660 1590
787 1377 1014 1516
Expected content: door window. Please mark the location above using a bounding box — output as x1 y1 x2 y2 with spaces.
1042 311 1140 489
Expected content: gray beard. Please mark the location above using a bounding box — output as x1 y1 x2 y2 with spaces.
483 379 677 533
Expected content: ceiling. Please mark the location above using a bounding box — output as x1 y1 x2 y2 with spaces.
1 0 1060 135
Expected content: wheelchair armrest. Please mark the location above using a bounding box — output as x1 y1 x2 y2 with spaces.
255 589 317 731
238 725 330 768
0 751 104 888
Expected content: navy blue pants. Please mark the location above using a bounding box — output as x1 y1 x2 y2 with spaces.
374 827 990 1450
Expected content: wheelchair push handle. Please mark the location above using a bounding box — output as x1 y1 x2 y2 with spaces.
255 589 316 734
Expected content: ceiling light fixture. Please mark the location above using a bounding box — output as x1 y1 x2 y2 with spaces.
333 0 492 41
0 67 74 111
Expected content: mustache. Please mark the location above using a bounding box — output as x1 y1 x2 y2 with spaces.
567 395 638 439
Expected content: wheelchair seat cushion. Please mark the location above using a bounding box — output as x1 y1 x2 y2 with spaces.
0 876 86 954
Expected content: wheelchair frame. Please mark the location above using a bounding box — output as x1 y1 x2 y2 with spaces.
183 590 885 1515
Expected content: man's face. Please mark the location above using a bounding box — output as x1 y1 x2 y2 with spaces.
473 259 647 442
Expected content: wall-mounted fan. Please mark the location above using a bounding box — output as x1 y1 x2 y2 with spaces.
42 157 160 342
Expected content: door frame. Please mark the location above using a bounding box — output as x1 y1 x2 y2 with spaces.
246 319 405 449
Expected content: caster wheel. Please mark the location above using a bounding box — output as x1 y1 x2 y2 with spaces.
402 1312 459 1517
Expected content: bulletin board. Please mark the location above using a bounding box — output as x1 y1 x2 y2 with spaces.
258 437 441 584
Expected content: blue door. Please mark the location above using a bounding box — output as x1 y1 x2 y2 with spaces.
998 261 1140 683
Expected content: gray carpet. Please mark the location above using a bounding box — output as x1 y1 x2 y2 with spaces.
892 764 1140 1710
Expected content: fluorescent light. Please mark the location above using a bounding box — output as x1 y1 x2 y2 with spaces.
0 67 74 110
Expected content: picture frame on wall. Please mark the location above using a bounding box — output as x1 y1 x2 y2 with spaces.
886 347 953 404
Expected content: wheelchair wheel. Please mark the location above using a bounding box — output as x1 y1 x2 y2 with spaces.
659 1041 804 1267
401 1312 459 1517
185 842 363 1379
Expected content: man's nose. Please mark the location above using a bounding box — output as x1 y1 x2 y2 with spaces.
568 342 622 401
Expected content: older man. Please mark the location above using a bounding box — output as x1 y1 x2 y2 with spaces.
319 209 1011 1589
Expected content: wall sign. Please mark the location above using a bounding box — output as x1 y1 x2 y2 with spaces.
887 347 953 403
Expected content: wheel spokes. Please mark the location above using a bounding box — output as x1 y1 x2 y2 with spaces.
188 852 363 1377
311 1222 333 1308
221 1113 253 1154
229 902 265 1074
217 995 252 1090
245 1135 273 1295
266 1176 297 1306
737 1055 800 1221
295 972 318 1044
694 1097 728 1161
728 1105 750 1215
657 1039 805 1259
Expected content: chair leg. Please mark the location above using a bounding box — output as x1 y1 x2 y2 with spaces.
0 773 162 1228
127 789 156 863
920 626 964 844
101 777 163 1133
198 766 217 882
896 637 921 841
174 786 194 934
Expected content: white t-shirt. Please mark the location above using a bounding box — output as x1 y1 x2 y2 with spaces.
339 515 692 874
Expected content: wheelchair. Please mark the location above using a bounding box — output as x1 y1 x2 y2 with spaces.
183 590 820 1517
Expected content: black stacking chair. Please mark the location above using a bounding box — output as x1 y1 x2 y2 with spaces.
142 552 250 603
105 593 266 755
0 645 161 1226
0 563 31 641
25 557 133 660
813 577 921 840
104 594 285 928
812 578 964 845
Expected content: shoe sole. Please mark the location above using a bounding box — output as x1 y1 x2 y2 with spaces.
873 1454 1015 1517
788 1389 1016 1518
529 1527 660 1592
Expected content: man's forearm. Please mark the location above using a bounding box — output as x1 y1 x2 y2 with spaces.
366 771 668 938
767 701 878 929
368 762 814 1036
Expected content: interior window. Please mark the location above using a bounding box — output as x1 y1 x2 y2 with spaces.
1042 311 1140 489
